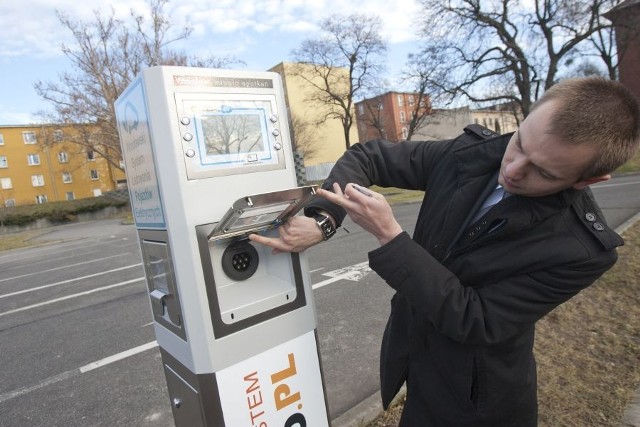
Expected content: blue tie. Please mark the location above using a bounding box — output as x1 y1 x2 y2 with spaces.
472 185 506 223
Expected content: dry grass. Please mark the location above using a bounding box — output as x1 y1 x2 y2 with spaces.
0 230 54 251
367 222 640 427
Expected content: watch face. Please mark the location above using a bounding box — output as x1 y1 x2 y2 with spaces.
315 215 335 239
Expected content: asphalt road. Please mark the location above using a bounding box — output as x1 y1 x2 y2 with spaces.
0 174 639 427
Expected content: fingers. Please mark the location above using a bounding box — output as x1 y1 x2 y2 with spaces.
317 183 378 209
248 233 286 255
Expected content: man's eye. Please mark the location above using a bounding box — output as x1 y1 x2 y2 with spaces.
537 169 555 180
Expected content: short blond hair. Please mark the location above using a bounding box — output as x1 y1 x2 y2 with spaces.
532 77 640 178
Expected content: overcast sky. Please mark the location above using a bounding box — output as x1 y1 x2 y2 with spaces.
0 0 422 125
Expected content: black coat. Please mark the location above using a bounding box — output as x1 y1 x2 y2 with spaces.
305 125 623 426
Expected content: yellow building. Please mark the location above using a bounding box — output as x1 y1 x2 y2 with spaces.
471 105 521 135
0 124 126 207
269 62 359 178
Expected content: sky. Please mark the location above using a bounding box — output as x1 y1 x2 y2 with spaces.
0 0 423 126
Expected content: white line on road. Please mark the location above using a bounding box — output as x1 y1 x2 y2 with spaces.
0 264 143 300
0 278 144 317
0 260 371 405
0 253 132 283
80 341 158 373
0 341 158 404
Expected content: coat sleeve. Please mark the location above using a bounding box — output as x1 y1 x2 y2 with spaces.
304 138 452 224
368 232 618 346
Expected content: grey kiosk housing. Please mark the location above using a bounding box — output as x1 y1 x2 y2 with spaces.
115 67 330 426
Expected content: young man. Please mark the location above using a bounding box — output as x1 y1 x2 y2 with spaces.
250 77 640 426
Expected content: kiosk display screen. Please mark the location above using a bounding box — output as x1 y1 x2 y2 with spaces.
177 95 286 179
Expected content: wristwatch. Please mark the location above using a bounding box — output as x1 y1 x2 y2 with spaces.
313 213 336 240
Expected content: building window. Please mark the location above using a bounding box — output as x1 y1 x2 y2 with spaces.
474 118 479 124
0 155 7 168
90 169 99 180
35 195 48 204
397 94 404 106
87 150 96 161
58 151 69 163
495 119 501 134
483 118 488 127
358 104 364 115
66 192 75 201
5 199 15 207
53 130 64 141
0 134 4 145
408 95 415 106
27 153 41 166
31 175 45 187
23 131 37 144
400 111 406 123
1 177 12 189
378 102 383 111
402 127 408 139
62 172 73 183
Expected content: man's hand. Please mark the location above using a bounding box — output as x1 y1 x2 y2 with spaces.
318 183 402 246
249 215 324 254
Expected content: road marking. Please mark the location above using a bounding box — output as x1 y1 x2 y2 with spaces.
0 264 143 300
0 260 371 404
0 253 132 283
312 261 371 290
0 341 158 404
0 242 138 273
0 278 144 317
80 341 158 373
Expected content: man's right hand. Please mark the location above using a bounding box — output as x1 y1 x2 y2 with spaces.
249 215 325 254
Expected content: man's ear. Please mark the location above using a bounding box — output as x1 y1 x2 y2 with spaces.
573 174 611 190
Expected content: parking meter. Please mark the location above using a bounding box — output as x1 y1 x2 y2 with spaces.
115 66 330 426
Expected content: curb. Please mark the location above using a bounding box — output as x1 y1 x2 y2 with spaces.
616 212 640 427
332 387 406 427
331 212 640 427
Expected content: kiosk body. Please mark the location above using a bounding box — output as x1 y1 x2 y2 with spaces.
115 66 329 426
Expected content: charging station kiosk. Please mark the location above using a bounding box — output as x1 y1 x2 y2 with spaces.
115 66 330 426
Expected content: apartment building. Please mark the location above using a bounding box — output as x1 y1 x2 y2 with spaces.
270 62 359 165
0 124 126 207
471 104 521 135
355 91 431 142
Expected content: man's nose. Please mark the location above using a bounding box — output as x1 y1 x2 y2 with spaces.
506 158 527 180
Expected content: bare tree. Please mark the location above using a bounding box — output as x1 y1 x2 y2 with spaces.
291 13 387 150
412 0 621 118
34 0 238 170
359 100 387 140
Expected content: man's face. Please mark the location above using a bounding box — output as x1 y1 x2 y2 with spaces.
498 100 606 197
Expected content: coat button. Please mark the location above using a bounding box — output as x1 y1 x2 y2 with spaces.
593 222 605 231
482 129 493 136
585 212 596 222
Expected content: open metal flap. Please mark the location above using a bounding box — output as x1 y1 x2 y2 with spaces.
208 185 318 241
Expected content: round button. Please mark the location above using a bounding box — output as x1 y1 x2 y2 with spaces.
272 129 280 137
274 142 282 150
185 148 196 158
183 132 193 142
180 116 190 126
585 212 596 222
482 129 493 136
270 115 278 123
593 222 605 231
